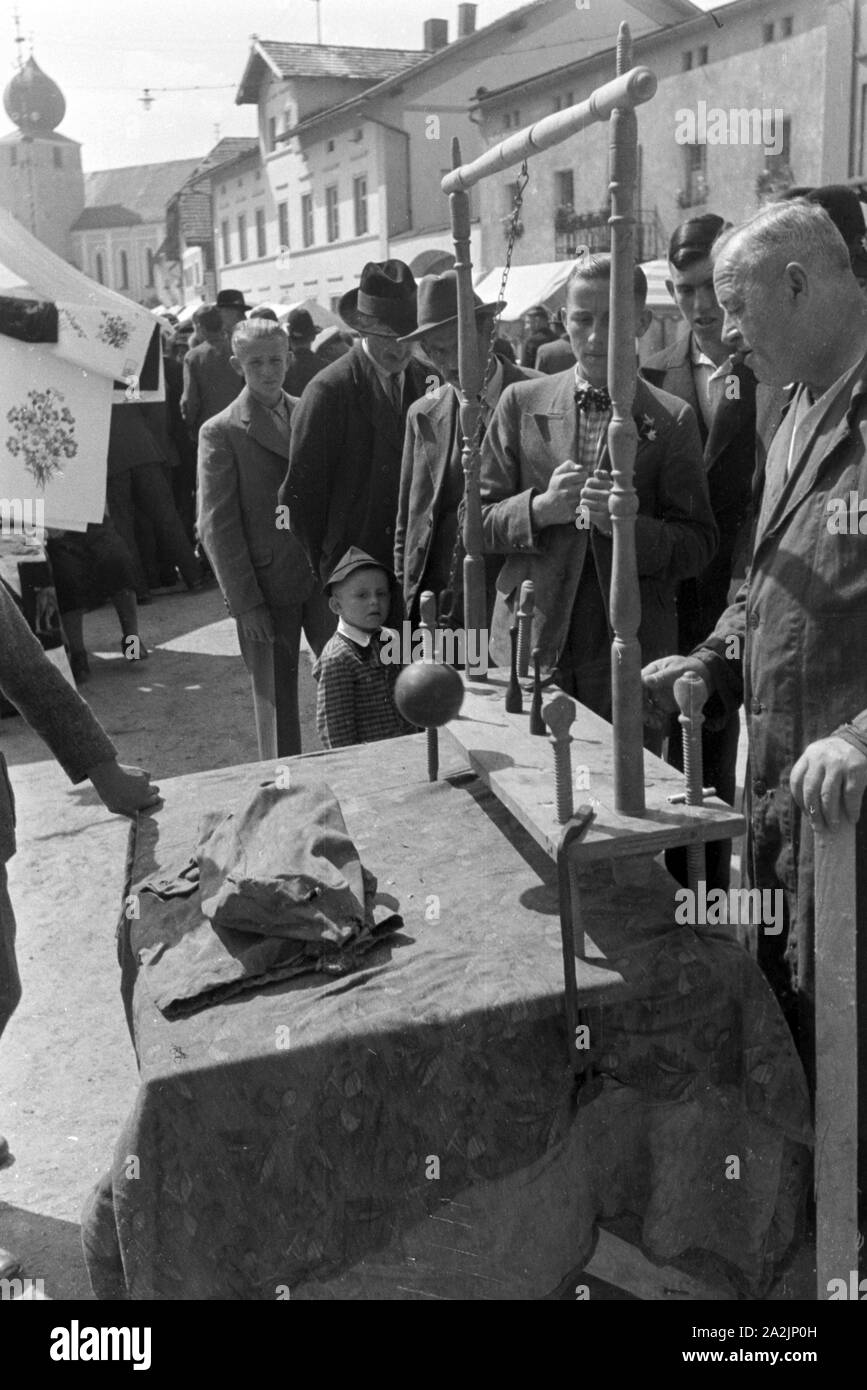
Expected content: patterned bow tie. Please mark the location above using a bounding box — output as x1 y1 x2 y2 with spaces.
574 385 611 413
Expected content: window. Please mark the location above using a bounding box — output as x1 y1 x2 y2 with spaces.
238 213 247 261
503 108 521 131
301 192 314 248
221 219 230 264
764 116 792 170
762 21 774 44
255 207 266 257
95 252 104 285
353 176 368 236
146 248 155 287
325 184 339 243
682 142 709 206
277 201 289 251
119 250 129 290
682 50 693 71
267 116 277 152
555 170 574 208
10 146 16 166
327 139 335 153
698 45 708 65
781 16 793 38
53 146 62 168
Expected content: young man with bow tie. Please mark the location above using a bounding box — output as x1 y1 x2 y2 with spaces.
479 255 717 737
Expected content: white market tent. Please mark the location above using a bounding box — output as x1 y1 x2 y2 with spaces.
0 205 159 530
473 257 679 323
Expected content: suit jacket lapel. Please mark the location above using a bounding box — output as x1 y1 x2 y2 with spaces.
703 361 756 473
759 390 855 543
353 343 405 447
240 389 292 460
418 387 462 496
529 371 580 462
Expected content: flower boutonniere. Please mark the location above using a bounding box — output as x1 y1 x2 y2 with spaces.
638 412 658 443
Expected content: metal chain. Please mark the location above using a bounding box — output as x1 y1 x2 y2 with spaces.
440 161 529 625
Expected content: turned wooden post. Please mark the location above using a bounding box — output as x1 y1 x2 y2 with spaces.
606 22 645 818
449 137 487 683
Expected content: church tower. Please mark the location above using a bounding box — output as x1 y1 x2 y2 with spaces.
0 32 85 262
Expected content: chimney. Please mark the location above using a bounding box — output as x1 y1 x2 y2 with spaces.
457 4 477 38
423 18 449 51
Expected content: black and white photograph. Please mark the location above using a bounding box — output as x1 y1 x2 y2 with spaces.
0 0 863 1356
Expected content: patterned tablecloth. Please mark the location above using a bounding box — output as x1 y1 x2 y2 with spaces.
82 737 811 1300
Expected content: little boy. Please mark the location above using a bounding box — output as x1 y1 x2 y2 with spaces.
480 254 717 737
314 547 416 749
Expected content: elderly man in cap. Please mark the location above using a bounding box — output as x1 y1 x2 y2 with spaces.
283 308 325 397
643 198 867 1074
394 270 537 626
279 260 428 588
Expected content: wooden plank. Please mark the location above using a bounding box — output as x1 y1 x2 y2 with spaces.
814 819 859 1300
585 1229 734 1302
444 673 744 863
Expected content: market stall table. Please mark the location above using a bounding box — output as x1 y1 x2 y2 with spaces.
82 735 810 1300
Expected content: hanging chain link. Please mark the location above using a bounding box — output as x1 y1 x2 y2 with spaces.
440 160 529 625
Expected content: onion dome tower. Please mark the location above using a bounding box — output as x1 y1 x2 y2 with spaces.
0 35 84 261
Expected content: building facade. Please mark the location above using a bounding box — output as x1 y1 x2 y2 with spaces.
70 157 200 306
223 1 696 305
472 0 853 275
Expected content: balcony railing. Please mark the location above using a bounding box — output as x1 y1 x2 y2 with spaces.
554 204 663 262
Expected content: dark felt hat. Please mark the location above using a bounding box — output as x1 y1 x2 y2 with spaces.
781 184 867 277
286 307 320 340
338 260 417 337
398 270 502 342
216 288 250 313
324 546 394 593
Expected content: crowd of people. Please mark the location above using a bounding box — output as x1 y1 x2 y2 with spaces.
3 180 867 1283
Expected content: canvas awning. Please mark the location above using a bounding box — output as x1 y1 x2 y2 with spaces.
472 258 680 323
0 205 159 530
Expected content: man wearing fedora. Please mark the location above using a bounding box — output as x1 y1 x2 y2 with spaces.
279 260 428 589
394 271 538 627
283 308 326 397
216 287 250 336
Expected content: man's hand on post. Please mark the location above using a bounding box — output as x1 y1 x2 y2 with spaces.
580 474 613 535
641 655 713 728
790 736 867 832
531 460 588 528
88 761 161 817
237 604 275 643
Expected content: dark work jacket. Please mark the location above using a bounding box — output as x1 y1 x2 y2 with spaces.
695 363 867 1016
642 334 778 651
279 341 428 584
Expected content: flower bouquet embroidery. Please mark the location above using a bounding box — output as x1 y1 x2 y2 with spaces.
97 312 131 350
6 387 78 489
638 412 658 443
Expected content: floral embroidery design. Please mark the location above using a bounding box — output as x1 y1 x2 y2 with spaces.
58 307 86 339
638 412 658 443
97 312 131 350
6 388 78 489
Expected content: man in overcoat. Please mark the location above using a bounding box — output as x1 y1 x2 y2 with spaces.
278 261 428 591
198 320 332 759
394 271 537 627
644 199 867 1069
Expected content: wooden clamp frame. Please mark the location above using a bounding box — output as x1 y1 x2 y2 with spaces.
442 22 656 816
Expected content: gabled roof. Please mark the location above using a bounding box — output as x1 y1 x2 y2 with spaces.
236 39 423 104
71 203 142 231
281 0 706 140
84 156 201 224
181 136 260 191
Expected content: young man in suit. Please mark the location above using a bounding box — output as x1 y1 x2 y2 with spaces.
480 255 717 739
279 261 428 589
394 271 537 626
642 215 778 889
197 320 333 760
